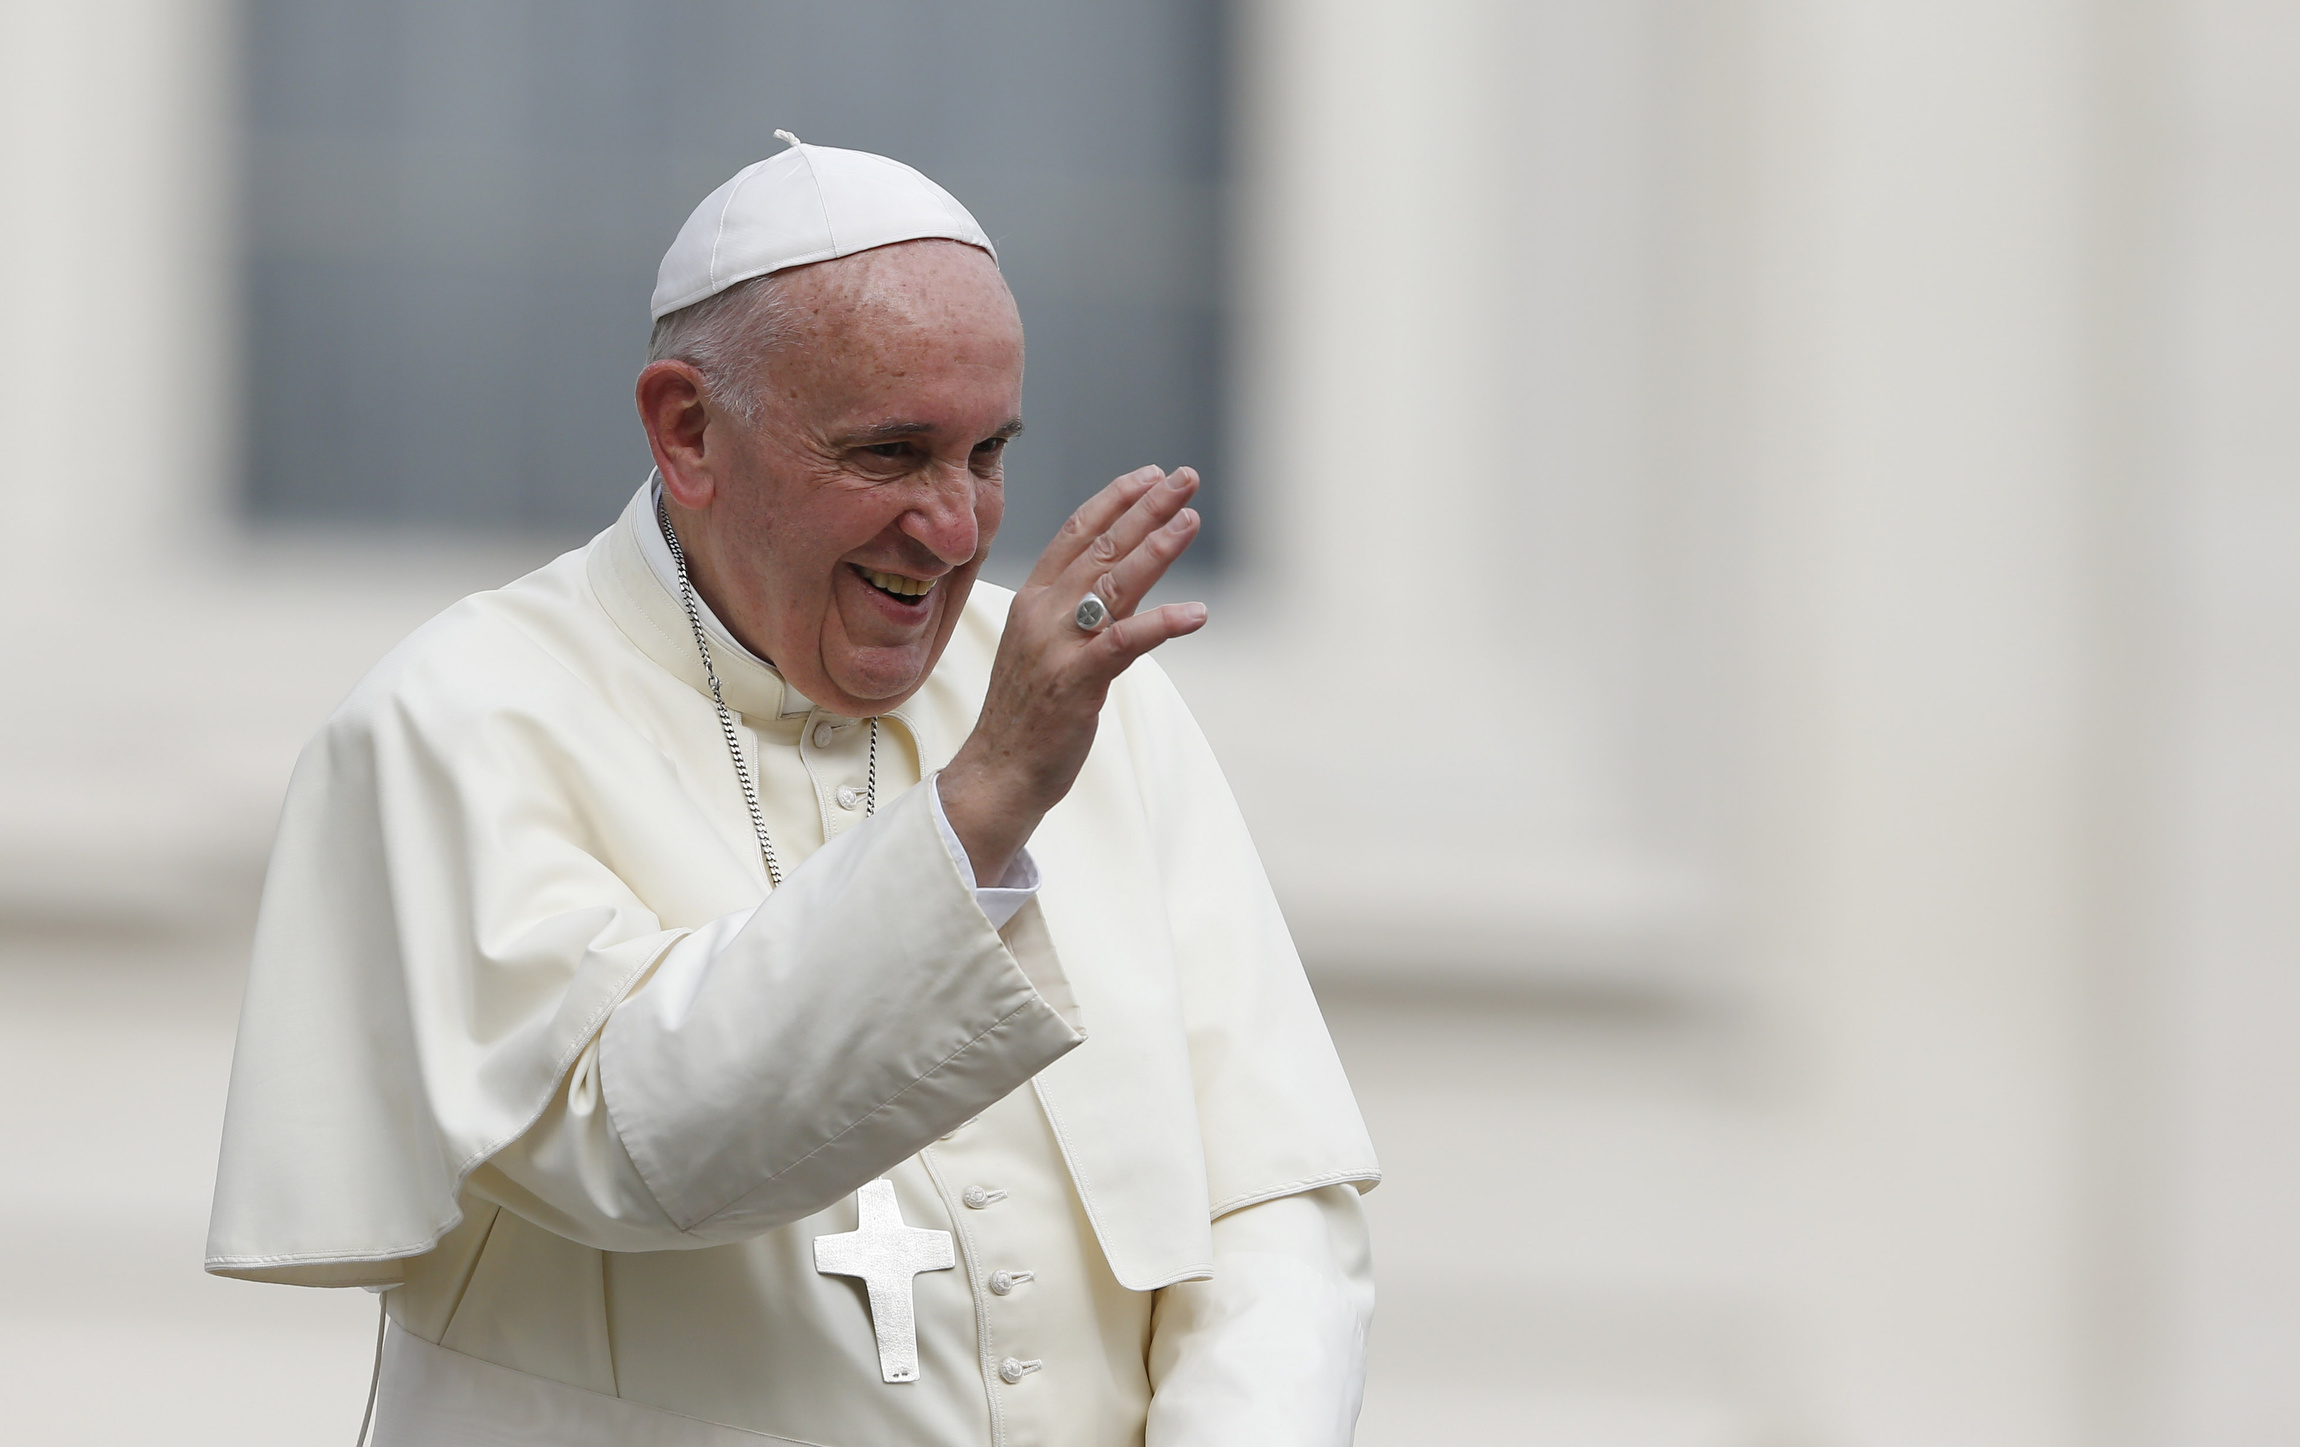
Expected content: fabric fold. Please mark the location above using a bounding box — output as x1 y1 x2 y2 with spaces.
600 784 1082 1239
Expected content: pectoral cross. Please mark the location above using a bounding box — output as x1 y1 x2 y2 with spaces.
814 1178 957 1383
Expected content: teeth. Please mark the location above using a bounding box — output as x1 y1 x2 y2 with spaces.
863 567 937 598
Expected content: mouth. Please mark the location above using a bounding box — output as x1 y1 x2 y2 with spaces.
853 564 938 606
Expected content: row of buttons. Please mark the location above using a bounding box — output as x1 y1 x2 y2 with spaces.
806 721 869 814
956 1175 1040 1386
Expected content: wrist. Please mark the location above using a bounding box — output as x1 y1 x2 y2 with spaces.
936 753 1042 887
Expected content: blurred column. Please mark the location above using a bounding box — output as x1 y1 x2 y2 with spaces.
1207 0 1715 988
2148 1 2300 1439
0 0 537 927
0 0 240 917
1738 1 2093 1443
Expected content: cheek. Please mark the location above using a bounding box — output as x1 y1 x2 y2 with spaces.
796 483 905 567
974 484 1006 548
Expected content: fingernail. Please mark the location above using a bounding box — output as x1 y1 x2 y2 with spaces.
1183 603 1208 624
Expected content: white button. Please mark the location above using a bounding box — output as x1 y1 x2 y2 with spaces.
836 784 864 811
812 722 836 748
988 1269 1034 1296
998 1356 1042 1384
962 1185 1007 1210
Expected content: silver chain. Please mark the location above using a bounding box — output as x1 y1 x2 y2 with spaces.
658 495 876 890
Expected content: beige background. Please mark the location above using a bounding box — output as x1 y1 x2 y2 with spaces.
3 1 2297 1442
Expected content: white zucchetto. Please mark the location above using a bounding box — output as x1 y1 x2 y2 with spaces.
650 132 996 320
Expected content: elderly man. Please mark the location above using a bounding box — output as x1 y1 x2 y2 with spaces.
209 138 1378 1446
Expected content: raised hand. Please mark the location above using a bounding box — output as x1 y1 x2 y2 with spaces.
938 465 1205 883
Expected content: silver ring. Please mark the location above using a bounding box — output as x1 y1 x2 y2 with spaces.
1073 593 1110 631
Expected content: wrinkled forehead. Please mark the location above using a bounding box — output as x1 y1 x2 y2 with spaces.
763 242 1024 420
779 239 1018 342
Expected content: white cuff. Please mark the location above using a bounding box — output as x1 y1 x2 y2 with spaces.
930 771 1040 930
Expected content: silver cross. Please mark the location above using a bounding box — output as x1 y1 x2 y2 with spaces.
814 1178 957 1383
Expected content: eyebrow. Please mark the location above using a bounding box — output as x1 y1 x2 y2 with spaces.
838 416 1025 447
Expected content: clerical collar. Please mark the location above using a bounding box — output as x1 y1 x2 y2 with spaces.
636 473 813 716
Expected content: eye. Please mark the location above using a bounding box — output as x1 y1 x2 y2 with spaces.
973 438 1008 457
865 442 911 460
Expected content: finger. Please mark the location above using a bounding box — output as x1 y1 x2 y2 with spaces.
1026 466 1166 589
1095 600 1209 666
1091 507 1200 617
1059 468 1198 600
1059 467 1199 601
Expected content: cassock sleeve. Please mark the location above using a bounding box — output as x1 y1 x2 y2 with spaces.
478 780 1072 1252
207 609 1081 1284
1144 1185 1375 1446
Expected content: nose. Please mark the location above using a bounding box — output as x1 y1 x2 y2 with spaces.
900 467 981 567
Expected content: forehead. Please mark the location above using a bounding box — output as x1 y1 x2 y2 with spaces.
783 240 1019 348
768 242 1023 419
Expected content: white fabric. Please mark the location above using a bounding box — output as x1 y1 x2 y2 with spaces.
409 1066 1151 1444
385 1061 1369 1445
584 791 1035 1242
369 1186 1371 1447
607 785 1080 1241
650 139 995 319
1147 1187 1375 1447
472 793 1076 1249
372 1323 804 1447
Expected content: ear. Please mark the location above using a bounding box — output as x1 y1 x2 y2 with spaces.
636 360 720 508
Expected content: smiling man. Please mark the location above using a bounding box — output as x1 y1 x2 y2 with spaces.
208 138 1378 1446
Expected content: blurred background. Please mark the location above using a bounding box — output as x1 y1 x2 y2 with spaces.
1 0 2295 1442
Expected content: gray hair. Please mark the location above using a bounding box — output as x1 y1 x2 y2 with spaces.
645 273 799 425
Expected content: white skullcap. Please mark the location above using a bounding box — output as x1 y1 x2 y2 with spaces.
650 131 996 320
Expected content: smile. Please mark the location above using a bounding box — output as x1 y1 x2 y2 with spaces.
855 565 937 602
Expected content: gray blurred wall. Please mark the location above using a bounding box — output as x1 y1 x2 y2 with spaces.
235 0 1230 561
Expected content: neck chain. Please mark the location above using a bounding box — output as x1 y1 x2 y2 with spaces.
658 496 877 889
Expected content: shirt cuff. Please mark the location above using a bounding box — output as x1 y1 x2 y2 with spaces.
929 770 1041 930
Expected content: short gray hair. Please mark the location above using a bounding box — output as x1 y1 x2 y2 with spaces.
645 273 798 425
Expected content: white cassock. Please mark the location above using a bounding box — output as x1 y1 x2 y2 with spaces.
207 482 1382 1446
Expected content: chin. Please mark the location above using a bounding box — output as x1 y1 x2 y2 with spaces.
822 655 933 713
